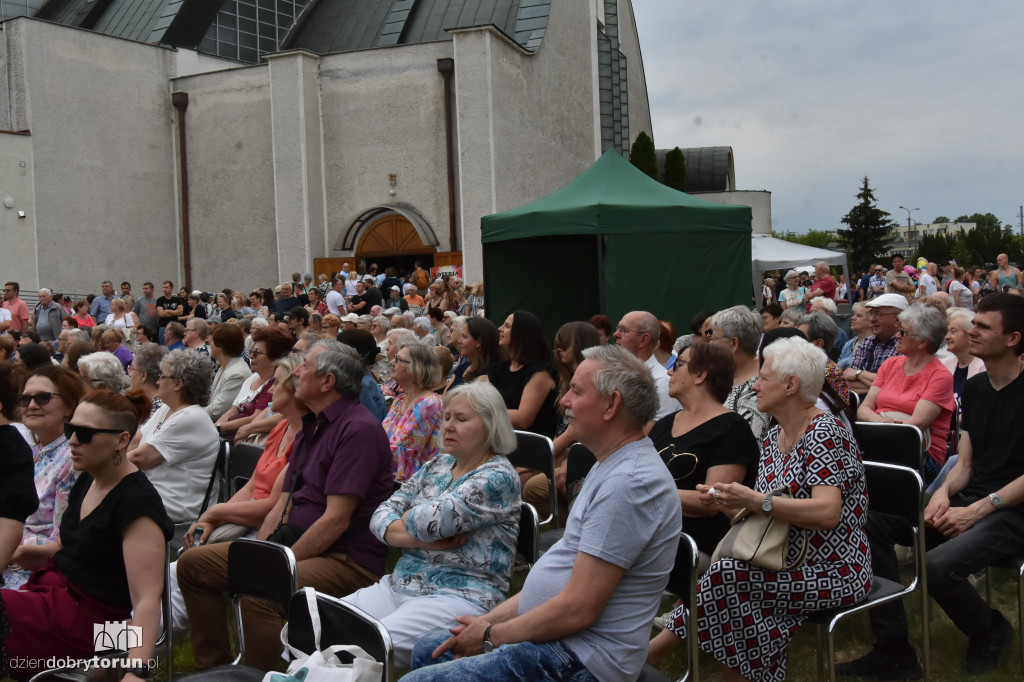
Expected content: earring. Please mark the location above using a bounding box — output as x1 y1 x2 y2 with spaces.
113 449 123 466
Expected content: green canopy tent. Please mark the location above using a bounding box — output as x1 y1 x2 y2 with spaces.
481 150 753 342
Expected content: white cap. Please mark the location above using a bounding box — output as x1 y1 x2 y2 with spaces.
865 293 908 311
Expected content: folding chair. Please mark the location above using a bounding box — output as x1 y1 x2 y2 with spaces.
224 443 264 498
516 502 540 568
855 421 925 473
806 461 928 682
636 534 701 682
507 430 559 527
286 588 395 682
982 554 1024 673
538 442 597 554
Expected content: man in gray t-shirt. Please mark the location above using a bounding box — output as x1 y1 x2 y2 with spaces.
133 281 160 335
405 346 681 682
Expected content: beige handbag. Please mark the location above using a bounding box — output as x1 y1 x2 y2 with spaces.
711 488 807 571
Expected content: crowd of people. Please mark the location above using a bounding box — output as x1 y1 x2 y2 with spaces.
2 257 1024 682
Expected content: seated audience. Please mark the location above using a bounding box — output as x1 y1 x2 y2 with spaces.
383 343 443 481
128 350 219 523
128 343 167 419
344 382 520 671
215 326 291 444
488 310 559 438
79 351 130 392
709 305 771 441
206 324 254 421
442 317 501 396
940 308 985 402
2 390 172 681
0 364 39 589
337 329 388 420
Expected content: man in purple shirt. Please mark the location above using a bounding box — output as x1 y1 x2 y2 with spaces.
178 340 394 671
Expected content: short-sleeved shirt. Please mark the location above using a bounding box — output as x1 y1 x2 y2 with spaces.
960 370 1024 499
155 296 182 327
886 268 914 298
54 471 173 611
805 275 837 313
850 334 900 373
518 438 681 682
138 403 220 522
648 411 758 554
382 392 443 481
3 296 29 332
90 294 114 321
873 355 955 465
133 295 159 333
283 397 394 574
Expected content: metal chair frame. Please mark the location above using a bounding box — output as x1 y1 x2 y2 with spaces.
508 430 559 528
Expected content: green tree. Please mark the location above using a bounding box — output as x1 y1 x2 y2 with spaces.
662 147 686 191
958 213 1022 265
836 177 897 272
916 233 955 264
933 216 951 223
951 239 972 268
629 131 658 180
772 230 836 249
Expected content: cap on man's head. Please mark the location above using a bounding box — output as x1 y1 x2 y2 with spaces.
341 313 360 323
391 285 401 292
865 294 909 311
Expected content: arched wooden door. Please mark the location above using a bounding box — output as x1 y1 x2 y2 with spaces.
356 214 436 259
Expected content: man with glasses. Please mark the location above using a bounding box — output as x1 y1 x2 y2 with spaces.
613 311 680 420
843 293 906 394
867 264 887 300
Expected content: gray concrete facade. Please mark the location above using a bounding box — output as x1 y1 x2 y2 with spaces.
0 0 652 293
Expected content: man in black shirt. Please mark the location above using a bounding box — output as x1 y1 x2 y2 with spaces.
839 293 1024 679
155 280 184 345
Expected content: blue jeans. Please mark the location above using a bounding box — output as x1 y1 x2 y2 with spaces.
404 628 598 682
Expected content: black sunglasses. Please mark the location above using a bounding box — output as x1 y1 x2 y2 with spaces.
18 391 62 408
64 422 124 444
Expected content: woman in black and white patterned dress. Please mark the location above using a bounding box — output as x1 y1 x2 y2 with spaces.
656 336 872 682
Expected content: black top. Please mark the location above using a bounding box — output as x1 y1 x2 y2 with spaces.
54 471 173 611
952 365 969 403
488 359 559 438
155 296 182 327
960 370 1024 499
648 411 760 555
0 426 38 522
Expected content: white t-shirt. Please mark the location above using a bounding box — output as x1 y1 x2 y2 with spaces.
105 313 135 328
325 289 346 315
138 403 220 522
0 308 11 325
645 354 681 420
917 272 937 298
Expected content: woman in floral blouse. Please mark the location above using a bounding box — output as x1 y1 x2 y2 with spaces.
344 382 520 672
3 366 87 589
383 343 445 481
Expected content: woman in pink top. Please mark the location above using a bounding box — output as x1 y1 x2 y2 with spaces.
383 343 443 481
857 304 954 483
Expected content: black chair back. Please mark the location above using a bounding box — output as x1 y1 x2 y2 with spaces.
517 503 540 566
226 443 265 497
863 460 923 526
565 442 597 506
508 431 559 527
227 539 299 615
855 421 924 472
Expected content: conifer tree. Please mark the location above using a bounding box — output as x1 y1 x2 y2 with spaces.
629 131 658 180
836 177 896 272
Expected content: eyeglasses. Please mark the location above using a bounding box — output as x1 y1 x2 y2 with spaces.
897 327 916 337
394 356 412 365
616 325 641 336
158 374 180 382
868 309 899 317
18 391 61 407
674 359 689 369
249 349 266 357
703 328 714 338
64 422 123 444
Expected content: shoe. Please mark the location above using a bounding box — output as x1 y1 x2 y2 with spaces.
964 609 1015 674
835 648 922 680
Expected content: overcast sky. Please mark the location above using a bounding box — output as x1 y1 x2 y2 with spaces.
631 1 1024 235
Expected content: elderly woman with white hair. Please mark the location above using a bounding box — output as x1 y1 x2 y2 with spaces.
662 337 871 682
858 303 954 482
777 269 807 310
342 381 520 672
940 308 985 402
709 305 770 441
78 350 130 392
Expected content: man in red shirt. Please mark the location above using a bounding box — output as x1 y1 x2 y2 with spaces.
802 261 837 313
3 281 30 333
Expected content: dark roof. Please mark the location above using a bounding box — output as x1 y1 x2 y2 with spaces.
655 146 735 193
283 0 550 54
34 0 219 47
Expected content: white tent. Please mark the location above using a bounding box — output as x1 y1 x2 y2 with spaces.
751 234 850 305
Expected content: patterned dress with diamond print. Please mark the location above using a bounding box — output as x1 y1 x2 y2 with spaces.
667 413 872 682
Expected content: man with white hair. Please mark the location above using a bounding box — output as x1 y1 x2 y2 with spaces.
801 261 837 313
405 345 680 682
613 310 681 420
33 288 68 344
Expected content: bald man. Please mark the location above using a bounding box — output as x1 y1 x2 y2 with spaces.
801 261 837 313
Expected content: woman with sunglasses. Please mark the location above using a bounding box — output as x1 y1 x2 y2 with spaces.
2 366 87 589
2 390 173 681
128 350 220 523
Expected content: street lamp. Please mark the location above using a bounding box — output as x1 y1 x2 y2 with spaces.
898 205 919 230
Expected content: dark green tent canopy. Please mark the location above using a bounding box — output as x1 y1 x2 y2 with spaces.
482 150 752 343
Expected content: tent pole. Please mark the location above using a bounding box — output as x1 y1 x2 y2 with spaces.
597 235 607 314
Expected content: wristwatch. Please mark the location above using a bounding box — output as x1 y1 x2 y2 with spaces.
482 624 495 653
989 493 1004 510
125 664 150 679
761 492 777 514
855 369 863 378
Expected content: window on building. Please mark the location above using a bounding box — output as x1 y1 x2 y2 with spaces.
199 0 310 63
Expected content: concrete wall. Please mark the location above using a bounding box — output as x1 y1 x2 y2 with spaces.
318 41 453 257
0 132 38 290
696 190 773 235
171 64 276 293
0 19 180 293
454 0 603 280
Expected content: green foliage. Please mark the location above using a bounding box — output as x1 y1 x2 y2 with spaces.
836 177 897 272
957 213 1022 265
951 239 972 268
933 216 951 223
773 230 836 249
916 233 956 264
662 147 686 191
629 131 658 180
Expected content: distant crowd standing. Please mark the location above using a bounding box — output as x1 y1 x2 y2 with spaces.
2 256 1024 682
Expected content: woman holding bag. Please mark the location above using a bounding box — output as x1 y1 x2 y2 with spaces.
653 337 871 682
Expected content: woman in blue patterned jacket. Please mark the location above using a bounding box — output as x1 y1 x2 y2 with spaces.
343 381 521 672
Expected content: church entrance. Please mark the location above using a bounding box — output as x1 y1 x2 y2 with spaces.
356 214 436 273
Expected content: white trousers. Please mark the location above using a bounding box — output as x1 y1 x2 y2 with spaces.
341 578 485 671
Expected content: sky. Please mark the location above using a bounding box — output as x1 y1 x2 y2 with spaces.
630 1 1024 235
